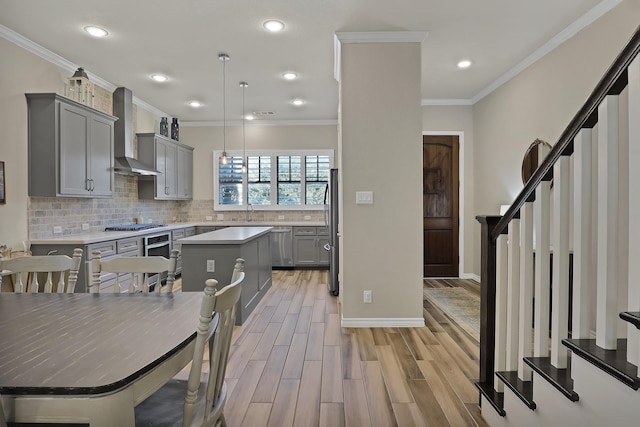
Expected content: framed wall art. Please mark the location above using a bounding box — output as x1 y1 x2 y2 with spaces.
0 161 5 204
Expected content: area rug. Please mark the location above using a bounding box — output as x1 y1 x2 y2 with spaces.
423 287 480 340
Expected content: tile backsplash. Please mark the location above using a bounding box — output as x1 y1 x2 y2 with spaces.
28 174 323 239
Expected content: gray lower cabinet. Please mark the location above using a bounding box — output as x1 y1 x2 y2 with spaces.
26 93 116 198
293 226 330 267
196 226 227 234
172 226 195 274
137 133 193 200
30 236 142 293
179 228 272 325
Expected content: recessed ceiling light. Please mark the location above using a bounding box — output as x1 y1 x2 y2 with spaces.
188 101 202 108
291 98 305 106
263 20 285 32
151 74 169 82
457 60 472 69
84 26 108 37
282 72 298 80
245 115 255 121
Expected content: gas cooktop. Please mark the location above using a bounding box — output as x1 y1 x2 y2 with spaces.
104 224 167 231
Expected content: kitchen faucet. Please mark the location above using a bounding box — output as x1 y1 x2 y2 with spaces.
246 203 254 222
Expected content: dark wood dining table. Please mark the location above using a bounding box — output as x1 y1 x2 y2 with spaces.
0 292 203 426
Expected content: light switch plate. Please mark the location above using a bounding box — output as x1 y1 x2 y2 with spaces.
82 223 90 231
206 260 215 272
356 191 374 204
53 226 62 234
217 214 224 220
205 215 213 221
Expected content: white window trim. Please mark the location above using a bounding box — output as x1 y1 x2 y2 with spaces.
213 149 334 211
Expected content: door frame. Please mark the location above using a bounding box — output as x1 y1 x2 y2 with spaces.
422 131 466 279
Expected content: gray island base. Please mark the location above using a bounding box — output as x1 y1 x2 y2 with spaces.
177 226 272 325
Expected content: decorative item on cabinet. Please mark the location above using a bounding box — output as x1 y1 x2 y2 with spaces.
159 117 168 137
0 161 5 204
171 118 179 141
65 67 95 107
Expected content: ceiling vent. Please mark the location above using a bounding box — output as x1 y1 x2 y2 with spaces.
252 111 276 117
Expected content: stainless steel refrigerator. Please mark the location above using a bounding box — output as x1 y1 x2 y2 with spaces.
324 168 339 296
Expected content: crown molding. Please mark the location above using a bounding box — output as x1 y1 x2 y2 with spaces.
1 24 170 118
182 119 338 127
422 98 473 106
472 0 623 104
335 31 428 44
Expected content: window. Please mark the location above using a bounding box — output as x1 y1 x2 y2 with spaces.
213 149 333 210
277 155 301 205
218 156 243 206
247 156 271 205
305 155 330 205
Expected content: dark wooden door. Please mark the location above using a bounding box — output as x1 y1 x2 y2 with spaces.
423 135 459 277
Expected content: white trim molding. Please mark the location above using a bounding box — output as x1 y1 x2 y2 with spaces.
335 31 428 44
422 98 473 106
460 273 481 283
182 119 338 127
341 317 426 328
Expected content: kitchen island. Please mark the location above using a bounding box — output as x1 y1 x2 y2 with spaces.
177 226 272 325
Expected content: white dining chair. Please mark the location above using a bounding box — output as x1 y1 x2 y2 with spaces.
0 248 83 293
135 258 245 427
0 392 7 427
90 249 179 293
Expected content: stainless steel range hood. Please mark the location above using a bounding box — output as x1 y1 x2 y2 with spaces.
112 87 160 176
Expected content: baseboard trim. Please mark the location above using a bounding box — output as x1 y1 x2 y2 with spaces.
340 317 425 328
460 273 481 282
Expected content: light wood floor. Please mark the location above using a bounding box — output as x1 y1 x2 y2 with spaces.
194 270 489 427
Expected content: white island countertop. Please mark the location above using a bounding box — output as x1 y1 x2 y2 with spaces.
177 226 272 245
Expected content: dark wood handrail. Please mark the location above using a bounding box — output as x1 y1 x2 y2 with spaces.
492 25 640 241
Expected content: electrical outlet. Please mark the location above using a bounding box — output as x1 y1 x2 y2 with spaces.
53 226 62 234
205 215 213 221
82 223 90 231
304 215 311 220
206 260 215 273
363 290 372 303
147 218 153 223
278 215 285 220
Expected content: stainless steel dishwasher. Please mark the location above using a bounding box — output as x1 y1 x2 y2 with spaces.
270 227 293 268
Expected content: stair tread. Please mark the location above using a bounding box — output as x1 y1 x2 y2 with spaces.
475 381 506 417
495 371 536 410
524 356 579 401
562 338 640 390
620 312 640 329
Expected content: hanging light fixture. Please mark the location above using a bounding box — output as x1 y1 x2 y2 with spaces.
239 81 248 173
219 53 230 165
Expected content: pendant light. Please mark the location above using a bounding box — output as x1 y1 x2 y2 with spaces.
239 81 248 173
219 53 230 165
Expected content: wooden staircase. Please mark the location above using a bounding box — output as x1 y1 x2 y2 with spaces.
476 25 640 426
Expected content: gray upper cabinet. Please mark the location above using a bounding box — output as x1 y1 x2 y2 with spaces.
177 144 193 199
138 133 193 200
26 93 116 198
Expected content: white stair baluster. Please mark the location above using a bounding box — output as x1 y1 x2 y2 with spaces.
572 129 593 340
551 156 570 368
596 95 619 350
506 218 521 373
534 179 551 357
519 201 534 380
495 233 508 392
627 56 640 366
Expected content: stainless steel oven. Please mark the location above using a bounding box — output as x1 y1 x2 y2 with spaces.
144 232 171 288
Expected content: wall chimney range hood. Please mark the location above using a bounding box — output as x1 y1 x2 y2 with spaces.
112 87 160 176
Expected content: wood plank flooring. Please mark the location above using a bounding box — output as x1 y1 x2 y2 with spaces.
203 271 489 427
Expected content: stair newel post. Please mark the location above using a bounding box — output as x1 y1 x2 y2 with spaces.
476 215 503 392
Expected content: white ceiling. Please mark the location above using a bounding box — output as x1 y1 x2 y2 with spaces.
0 0 616 123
